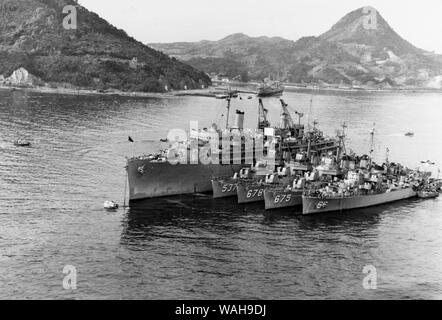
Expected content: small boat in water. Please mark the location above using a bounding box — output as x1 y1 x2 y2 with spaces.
14 139 31 147
104 201 119 210
417 191 439 199
405 132 415 137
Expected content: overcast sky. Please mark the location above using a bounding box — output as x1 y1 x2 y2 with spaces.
79 0 442 53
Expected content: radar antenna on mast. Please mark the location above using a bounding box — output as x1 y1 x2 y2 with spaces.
294 111 304 126
369 123 376 166
307 94 313 131
313 120 318 131
225 97 231 129
337 122 347 159
341 122 347 136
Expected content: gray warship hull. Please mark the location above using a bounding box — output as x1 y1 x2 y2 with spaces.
127 159 245 201
211 178 239 199
302 188 417 215
237 183 267 204
237 175 297 204
257 88 284 97
264 189 303 210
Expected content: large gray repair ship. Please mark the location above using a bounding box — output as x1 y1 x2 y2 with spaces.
127 98 275 201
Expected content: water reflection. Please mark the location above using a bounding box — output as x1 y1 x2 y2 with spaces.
121 195 252 243
120 194 407 245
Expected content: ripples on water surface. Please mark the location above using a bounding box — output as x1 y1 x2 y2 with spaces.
0 88 441 299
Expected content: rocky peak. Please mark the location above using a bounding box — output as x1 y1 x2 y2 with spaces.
320 7 421 55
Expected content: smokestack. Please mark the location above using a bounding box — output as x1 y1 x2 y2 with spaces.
233 110 245 130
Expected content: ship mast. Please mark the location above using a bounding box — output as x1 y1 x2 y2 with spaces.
305 94 314 158
307 94 313 132
305 119 318 158
225 97 231 130
337 122 347 160
369 123 376 167
307 131 312 159
294 111 304 126
385 147 390 166
313 120 318 131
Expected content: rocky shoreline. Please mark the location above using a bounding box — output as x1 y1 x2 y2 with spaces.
0 84 178 99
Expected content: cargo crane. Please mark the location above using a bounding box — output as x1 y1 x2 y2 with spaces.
279 99 295 130
258 99 270 130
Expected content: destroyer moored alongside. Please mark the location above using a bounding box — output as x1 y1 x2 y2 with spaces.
211 175 239 199
264 187 303 210
263 153 331 210
211 163 273 199
301 128 422 215
302 187 417 215
236 167 296 204
234 99 342 204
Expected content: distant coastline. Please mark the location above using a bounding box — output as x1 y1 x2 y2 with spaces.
1 83 441 100
212 80 442 94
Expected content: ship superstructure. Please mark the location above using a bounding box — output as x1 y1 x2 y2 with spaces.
212 99 342 202
302 159 419 215
127 98 271 201
301 127 424 214
257 79 285 97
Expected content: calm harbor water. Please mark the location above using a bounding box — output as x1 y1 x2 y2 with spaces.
0 88 441 299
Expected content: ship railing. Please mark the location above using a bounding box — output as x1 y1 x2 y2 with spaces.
212 175 239 181
303 186 407 198
303 190 360 199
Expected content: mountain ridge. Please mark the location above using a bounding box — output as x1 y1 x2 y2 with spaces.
150 7 442 88
0 0 211 92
